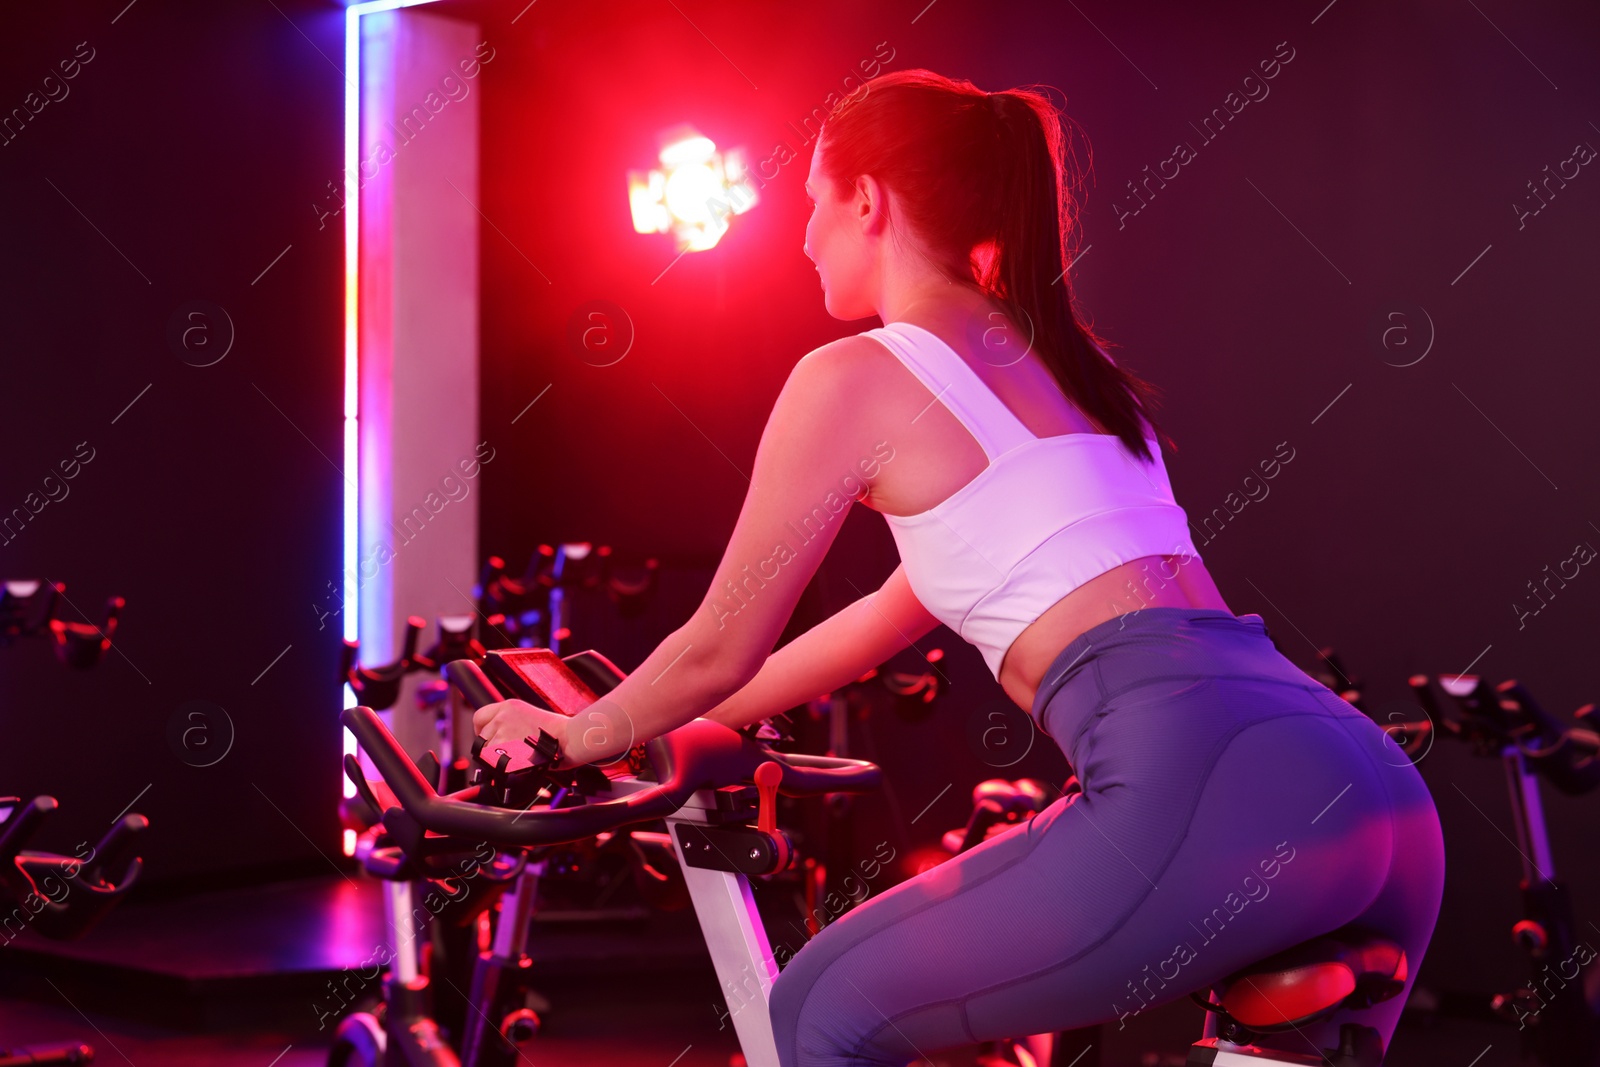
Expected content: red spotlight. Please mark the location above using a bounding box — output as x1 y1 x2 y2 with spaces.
628 124 758 252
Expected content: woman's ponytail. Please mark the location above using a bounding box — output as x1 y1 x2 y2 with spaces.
982 89 1167 463
822 72 1172 463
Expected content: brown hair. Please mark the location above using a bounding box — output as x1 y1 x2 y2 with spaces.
819 69 1171 462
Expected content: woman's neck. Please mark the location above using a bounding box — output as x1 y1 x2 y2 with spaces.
880 276 993 326
882 281 996 329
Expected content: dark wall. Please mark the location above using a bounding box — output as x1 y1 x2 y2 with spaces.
0 0 346 885
449 0 1600 999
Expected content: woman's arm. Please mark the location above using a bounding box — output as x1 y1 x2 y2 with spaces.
702 563 942 731
475 337 900 765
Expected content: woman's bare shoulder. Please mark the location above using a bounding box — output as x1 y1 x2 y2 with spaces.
787 331 899 394
804 329 892 364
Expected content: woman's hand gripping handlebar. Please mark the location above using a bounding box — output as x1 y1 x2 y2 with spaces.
339 656 883 854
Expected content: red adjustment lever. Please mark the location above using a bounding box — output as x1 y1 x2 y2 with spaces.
753 761 791 873
754 761 783 835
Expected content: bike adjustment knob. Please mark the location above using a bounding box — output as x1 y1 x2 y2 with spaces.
754 761 782 835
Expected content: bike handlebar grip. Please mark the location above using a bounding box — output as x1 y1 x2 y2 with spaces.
443 659 505 710
0 795 57 862
83 814 147 888
341 706 455 830
343 754 387 822
398 616 425 665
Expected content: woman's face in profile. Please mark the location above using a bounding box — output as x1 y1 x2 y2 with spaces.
803 140 874 321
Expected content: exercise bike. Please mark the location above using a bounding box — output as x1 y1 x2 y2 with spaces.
0 576 146 1064
0 797 148 1065
331 646 881 1066
332 668 691 1063
338 645 1410 1067
0 579 123 670
1312 649 1600 1067
476 542 660 653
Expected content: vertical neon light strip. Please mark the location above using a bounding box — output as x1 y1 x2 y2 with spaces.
342 0 446 855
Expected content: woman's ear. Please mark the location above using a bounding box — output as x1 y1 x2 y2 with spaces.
855 173 890 236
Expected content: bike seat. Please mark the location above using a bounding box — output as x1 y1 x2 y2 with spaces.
1209 928 1407 1030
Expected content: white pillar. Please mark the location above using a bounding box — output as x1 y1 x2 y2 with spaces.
358 8 481 757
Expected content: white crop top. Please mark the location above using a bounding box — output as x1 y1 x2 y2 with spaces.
862 321 1202 680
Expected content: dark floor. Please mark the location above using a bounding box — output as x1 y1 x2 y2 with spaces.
0 984 1533 1067
0 874 1549 1066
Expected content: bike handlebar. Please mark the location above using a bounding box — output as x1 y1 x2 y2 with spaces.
340 703 882 849
1395 673 1600 797
444 659 505 711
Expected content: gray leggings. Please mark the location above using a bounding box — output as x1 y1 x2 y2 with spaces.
767 608 1445 1066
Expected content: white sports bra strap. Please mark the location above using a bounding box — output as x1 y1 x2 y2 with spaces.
877 322 1037 461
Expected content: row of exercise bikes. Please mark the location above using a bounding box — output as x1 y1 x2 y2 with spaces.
5 554 1597 1067
325 551 1600 1067
0 578 147 1065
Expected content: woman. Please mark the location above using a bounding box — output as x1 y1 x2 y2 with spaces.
475 70 1445 1067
